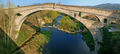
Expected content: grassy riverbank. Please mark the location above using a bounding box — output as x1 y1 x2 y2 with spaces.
58 16 79 32
14 31 52 54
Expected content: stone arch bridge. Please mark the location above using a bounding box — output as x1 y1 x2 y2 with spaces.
9 3 120 53
12 3 120 38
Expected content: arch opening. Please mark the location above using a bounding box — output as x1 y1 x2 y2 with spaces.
79 12 81 17
16 13 22 16
74 13 76 17
82 15 100 22
16 10 95 53
104 18 107 23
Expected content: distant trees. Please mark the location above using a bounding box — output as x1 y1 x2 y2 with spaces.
111 32 120 54
6 1 15 39
98 27 120 54
17 5 20 7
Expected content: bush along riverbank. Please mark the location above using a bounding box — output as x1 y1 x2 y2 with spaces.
57 14 95 51
98 27 120 54
0 28 24 54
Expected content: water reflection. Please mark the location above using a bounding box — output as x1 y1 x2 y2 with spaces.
41 27 91 54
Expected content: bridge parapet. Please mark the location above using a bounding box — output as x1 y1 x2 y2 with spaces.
13 3 120 20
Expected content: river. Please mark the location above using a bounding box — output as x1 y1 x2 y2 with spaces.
41 15 91 54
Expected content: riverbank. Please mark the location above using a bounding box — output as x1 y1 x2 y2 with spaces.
56 27 81 34
11 31 52 54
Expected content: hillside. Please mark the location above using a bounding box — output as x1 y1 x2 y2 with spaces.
90 3 120 11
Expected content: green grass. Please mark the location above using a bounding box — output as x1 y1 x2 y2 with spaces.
40 48 43 51
36 46 39 49
34 31 52 53
35 31 52 45
35 34 45 45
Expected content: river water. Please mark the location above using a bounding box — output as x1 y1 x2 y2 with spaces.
41 15 91 54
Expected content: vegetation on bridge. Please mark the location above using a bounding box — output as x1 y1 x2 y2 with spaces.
82 15 100 21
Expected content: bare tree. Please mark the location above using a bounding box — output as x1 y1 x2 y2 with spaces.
0 0 7 42
6 0 15 41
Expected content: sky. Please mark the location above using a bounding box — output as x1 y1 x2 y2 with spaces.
2 0 120 6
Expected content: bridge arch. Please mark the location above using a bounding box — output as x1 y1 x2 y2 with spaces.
11 3 120 53
16 10 97 52
14 5 106 43
15 8 96 39
15 10 101 53
104 18 107 23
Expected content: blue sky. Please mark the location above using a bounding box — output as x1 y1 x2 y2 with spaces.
2 0 120 6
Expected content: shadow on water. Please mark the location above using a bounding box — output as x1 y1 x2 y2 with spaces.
41 27 91 54
0 28 25 54
24 20 41 32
